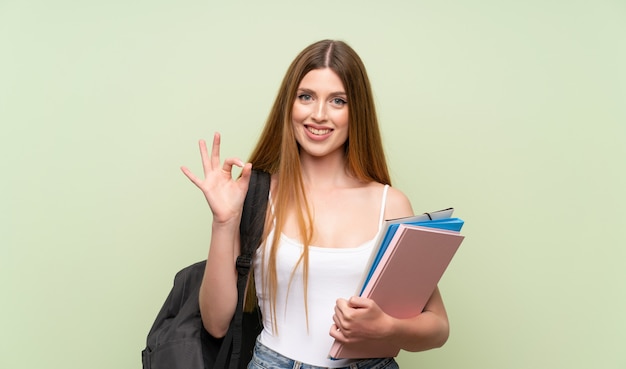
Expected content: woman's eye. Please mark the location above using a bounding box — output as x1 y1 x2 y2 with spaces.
298 94 312 102
332 98 347 106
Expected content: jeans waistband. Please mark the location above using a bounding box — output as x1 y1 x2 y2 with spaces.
249 337 398 369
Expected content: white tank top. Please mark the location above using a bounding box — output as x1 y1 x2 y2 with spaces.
253 185 390 367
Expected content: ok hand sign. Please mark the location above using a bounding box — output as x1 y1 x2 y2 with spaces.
181 132 252 225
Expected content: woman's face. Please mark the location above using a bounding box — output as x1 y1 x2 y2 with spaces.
291 68 349 159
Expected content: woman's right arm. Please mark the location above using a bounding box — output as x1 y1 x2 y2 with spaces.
180 132 252 338
199 215 241 337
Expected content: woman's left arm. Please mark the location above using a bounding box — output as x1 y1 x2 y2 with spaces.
330 185 450 351
386 286 450 351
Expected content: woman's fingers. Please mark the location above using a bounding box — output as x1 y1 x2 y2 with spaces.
221 157 245 175
329 323 346 341
210 132 221 171
240 162 253 182
197 139 210 178
197 132 221 179
180 166 201 187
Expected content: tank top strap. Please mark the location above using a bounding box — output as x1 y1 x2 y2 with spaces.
377 185 390 232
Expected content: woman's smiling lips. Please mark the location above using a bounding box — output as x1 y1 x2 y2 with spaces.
304 124 333 140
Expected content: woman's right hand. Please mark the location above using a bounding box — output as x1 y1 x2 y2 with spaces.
181 132 252 225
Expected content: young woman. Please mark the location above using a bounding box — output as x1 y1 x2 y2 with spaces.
181 40 449 369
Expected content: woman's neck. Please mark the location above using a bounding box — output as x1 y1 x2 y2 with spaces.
299 150 356 190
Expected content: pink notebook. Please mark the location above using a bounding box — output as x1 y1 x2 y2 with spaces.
329 224 464 359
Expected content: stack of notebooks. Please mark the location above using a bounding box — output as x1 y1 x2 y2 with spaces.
329 208 465 359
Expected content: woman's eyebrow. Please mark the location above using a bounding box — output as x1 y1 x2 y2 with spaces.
297 88 346 96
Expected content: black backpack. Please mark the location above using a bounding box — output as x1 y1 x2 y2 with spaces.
142 170 270 369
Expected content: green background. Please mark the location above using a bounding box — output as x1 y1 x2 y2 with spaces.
2 0 625 368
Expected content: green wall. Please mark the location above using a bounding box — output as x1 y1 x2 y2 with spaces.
2 1 625 368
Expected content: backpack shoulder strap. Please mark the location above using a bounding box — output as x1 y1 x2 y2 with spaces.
237 169 271 270
215 169 270 369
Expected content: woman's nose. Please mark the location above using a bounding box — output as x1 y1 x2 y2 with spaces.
311 102 327 122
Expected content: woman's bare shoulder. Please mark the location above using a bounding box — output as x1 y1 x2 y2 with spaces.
384 185 414 219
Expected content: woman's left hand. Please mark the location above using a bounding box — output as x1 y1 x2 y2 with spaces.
330 296 393 343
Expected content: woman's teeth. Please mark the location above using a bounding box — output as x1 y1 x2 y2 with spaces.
307 127 331 135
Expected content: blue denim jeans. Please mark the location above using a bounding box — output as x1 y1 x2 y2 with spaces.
247 338 400 369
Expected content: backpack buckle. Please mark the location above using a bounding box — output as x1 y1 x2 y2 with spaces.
236 255 252 275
